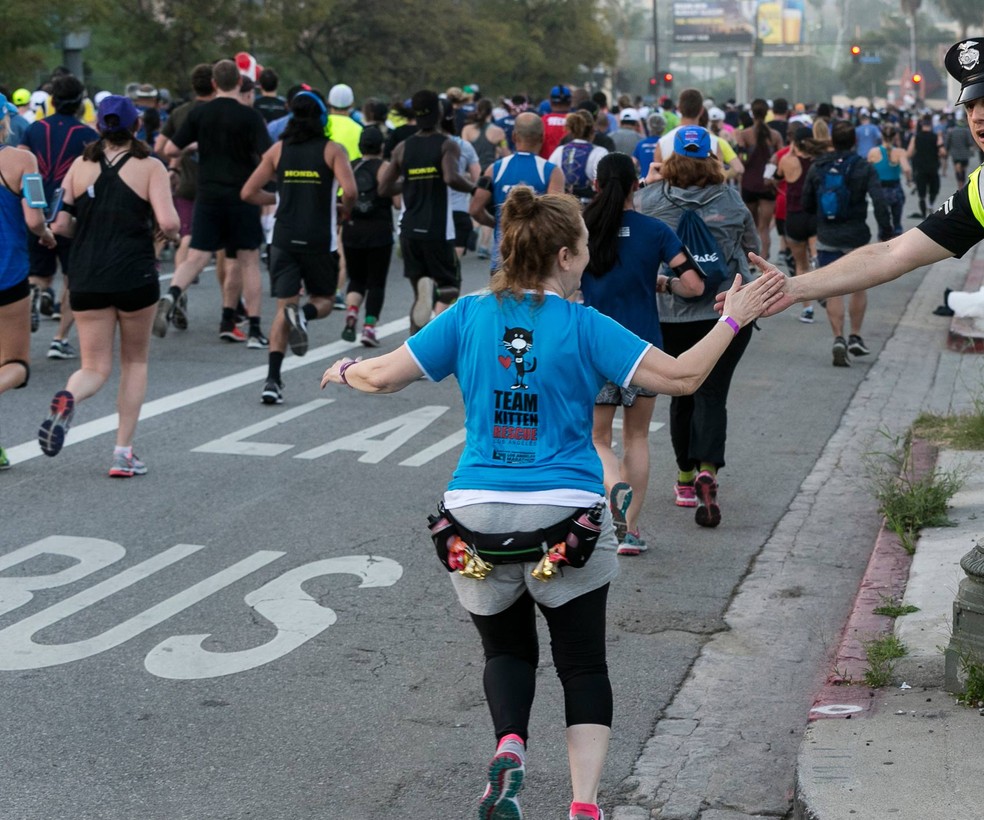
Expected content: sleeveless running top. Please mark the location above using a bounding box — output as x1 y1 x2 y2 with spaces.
0 146 29 291
911 130 940 173
873 146 902 183
401 132 453 242
273 138 339 253
469 123 497 172
785 156 813 214
741 128 774 193
68 154 157 294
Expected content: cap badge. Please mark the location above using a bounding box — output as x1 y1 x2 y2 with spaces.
957 40 980 73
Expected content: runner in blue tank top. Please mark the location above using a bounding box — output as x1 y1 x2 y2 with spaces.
470 112 565 269
0 104 57 470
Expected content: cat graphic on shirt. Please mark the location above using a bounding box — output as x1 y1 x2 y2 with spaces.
499 326 537 389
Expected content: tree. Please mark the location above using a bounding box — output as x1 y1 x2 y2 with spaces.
931 0 983 40
0 3 98 86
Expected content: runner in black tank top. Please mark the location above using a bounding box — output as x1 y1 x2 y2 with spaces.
401 132 453 241
378 90 477 333
274 137 338 253
69 155 157 294
240 90 357 406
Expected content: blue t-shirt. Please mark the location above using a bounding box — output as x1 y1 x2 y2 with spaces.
632 136 659 173
490 152 556 265
579 210 683 349
406 292 650 494
493 115 516 151
21 114 98 200
855 123 882 158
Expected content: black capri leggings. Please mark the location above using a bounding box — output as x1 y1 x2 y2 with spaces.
469 583 612 743
344 244 392 320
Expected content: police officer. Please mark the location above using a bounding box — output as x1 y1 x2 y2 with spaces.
742 36 984 315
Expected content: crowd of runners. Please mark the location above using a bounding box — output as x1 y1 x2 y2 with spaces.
2 40 984 820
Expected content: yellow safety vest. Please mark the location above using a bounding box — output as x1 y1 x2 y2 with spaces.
968 164 984 228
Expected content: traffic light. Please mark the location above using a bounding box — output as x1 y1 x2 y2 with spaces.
851 45 862 63
663 72 673 89
649 77 657 89
912 73 922 86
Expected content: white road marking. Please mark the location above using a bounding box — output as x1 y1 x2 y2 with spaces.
7 314 413 465
193 399 333 456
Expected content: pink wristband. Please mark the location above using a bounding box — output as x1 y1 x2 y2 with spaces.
339 359 358 387
719 315 740 335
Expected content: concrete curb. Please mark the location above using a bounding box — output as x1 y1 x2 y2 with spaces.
807 439 936 720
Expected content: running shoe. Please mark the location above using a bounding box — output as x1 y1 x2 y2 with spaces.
694 470 721 528
476 246 491 260
108 451 147 478
172 292 189 330
247 330 269 350
29 285 40 332
360 325 380 348
616 531 647 556
153 293 174 337
341 319 357 343
52 302 62 320
219 326 247 343
39 287 55 317
334 291 346 311
38 390 75 457
609 481 632 544
832 336 850 367
478 737 525 820
848 334 870 356
569 803 605 820
0 445 10 470
261 379 284 405
410 276 434 334
285 303 309 356
47 339 77 359
674 482 698 508
799 306 814 324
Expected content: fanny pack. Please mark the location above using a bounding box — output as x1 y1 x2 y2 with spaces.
427 502 605 581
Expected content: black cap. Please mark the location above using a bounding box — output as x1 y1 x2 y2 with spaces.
945 38 984 105
359 125 384 154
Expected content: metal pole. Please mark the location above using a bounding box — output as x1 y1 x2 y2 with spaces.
653 0 660 85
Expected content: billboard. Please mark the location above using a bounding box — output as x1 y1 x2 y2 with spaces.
672 0 804 46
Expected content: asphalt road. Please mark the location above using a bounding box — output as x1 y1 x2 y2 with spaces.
0 202 932 819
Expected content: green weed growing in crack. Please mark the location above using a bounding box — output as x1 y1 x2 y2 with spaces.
862 635 907 688
872 594 920 618
863 428 964 554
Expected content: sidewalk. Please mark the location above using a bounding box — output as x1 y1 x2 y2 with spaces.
796 258 984 820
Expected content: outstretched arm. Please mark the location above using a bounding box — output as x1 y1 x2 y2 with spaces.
321 346 424 393
634 271 783 395
722 228 953 317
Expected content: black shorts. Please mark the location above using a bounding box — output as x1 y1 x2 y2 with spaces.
269 246 339 299
452 211 473 250
28 235 72 279
741 188 776 203
785 210 817 242
400 237 459 288
190 199 263 253
70 281 160 313
0 276 30 307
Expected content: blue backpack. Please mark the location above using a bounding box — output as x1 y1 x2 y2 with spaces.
667 190 730 303
817 154 860 222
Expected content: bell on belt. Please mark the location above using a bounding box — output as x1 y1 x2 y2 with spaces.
531 543 567 582
460 553 493 580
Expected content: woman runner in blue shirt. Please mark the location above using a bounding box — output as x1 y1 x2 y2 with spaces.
321 187 781 820
581 152 704 554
